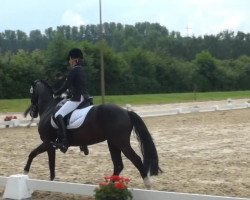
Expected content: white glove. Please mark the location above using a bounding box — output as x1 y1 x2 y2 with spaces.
60 93 68 99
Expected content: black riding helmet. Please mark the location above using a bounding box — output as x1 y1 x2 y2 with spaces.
67 48 83 61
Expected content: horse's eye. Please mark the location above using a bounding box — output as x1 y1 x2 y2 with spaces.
30 86 33 94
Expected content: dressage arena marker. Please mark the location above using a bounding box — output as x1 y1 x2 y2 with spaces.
0 175 250 200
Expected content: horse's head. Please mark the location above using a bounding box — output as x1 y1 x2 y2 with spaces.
29 80 39 118
29 80 54 118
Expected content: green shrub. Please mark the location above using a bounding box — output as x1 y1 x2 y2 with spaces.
94 176 133 200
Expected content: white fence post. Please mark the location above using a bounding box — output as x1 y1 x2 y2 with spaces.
3 174 32 200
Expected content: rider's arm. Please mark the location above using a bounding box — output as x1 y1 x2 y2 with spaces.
54 69 74 96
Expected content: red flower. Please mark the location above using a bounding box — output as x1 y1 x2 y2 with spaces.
115 182 126 189
123 178 130 183
110 175 121 182
95 175 133 200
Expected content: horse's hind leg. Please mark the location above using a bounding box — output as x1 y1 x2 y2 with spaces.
120 144 151 189
108 141 124 175
24 143 48 174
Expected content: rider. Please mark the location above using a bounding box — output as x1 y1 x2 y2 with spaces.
53 48 89 153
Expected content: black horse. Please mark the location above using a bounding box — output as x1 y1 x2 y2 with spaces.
24 80 161 189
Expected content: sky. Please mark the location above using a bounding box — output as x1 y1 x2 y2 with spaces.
1 0 250 37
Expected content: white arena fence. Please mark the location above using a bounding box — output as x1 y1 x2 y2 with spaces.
136 101 250 118
1 101 250 129
0 174 249 200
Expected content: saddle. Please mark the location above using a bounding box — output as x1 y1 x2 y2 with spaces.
51 97 93 130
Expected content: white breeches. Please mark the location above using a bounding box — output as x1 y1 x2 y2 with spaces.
55 96 84 118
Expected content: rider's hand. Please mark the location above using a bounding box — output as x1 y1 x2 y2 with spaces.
60 93 68 99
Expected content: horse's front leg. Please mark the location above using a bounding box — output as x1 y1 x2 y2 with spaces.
47 145 56 180
24 143 48 175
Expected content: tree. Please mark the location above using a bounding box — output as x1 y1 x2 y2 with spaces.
45 27 55 41
233 56 250 90
124 48 160 93
193 51 218 91
71 26 79 41
103 48 130 94
44 35 71 83
29 29 46 50
0 50 45 98
4 30 17 52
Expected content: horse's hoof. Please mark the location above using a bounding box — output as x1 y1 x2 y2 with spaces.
23 170 29 175
143 177 152 190
53 177 60 181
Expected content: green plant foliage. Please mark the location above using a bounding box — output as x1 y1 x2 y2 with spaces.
2 23 250 98
94 176 133 200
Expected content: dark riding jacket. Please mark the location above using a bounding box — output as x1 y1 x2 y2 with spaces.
54 65 89 101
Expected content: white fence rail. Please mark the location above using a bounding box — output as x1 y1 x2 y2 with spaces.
1 101 250 128
0 175 249 200
137 102 250 118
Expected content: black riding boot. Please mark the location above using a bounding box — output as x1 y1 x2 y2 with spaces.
55 115 69 153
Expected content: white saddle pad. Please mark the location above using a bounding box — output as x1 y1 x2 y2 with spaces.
51 105 93 130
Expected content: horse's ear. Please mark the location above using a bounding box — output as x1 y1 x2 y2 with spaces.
31 79 39 86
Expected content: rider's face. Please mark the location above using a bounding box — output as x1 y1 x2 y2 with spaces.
68 57 77 68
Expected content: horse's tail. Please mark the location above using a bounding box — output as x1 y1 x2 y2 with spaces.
128 111 162 176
